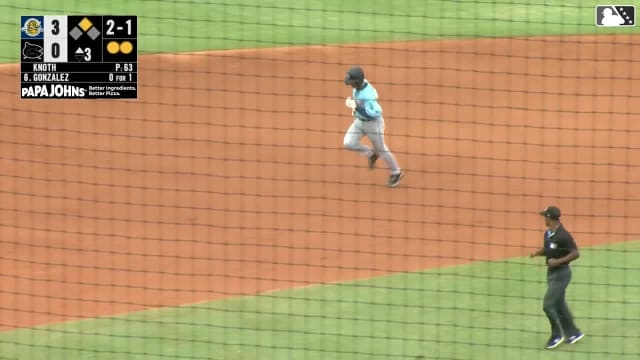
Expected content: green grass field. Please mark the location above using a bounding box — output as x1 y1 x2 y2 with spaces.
2 242 639 359
1 0 638 61
2 0 640 359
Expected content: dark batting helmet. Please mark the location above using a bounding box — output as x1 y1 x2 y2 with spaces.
344 66 365 85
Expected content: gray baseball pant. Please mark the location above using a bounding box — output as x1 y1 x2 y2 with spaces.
544 266 580 338
343 117 401 174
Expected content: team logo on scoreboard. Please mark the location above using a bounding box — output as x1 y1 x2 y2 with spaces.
22 42 44 60
21 17 43 38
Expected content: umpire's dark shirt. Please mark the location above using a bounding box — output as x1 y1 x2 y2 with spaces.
543 224 577 272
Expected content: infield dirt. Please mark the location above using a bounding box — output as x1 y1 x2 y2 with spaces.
1 35 638 329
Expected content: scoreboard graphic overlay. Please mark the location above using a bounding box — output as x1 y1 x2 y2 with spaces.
20 15 137 99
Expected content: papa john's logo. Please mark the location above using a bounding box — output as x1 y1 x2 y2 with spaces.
22 17 42 37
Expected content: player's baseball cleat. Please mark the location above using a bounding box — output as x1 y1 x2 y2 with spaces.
566 332 584 344
545 336 564 349
387 170 405 187
368 153 379 169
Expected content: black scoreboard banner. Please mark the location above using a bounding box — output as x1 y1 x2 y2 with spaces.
20 15 138 99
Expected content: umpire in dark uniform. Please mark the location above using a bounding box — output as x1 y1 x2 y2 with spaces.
530 206 585 349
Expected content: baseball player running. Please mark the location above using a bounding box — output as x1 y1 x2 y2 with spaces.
530 206 585 349
342 66 404 187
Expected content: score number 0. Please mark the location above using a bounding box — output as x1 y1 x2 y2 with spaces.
50 19 61 59
45 18 91 61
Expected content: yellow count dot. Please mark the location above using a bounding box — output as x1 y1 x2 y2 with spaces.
119 41 133 55
106 41 120 54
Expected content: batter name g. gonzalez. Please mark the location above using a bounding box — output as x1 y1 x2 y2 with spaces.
343 66 404 187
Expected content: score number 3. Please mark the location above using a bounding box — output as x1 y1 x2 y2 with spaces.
105 19 132 36
51 19 60 35
49 18 62 60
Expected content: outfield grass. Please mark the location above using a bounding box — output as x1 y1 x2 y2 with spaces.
2 0 638 62
1 241 638 359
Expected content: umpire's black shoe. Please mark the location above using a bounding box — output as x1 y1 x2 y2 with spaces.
368 153 379 169
567 332 584 344
545 336 564 349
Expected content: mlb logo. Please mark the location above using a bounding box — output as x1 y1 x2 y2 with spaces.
595 5 635 26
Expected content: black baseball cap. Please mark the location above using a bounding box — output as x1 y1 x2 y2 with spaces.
344 66 364 84
539 206 561 220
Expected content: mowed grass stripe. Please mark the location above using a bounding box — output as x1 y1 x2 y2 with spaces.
1 241 638 359
2 0 637 62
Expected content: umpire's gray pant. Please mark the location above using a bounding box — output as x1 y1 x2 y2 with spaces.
543 266 580 338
